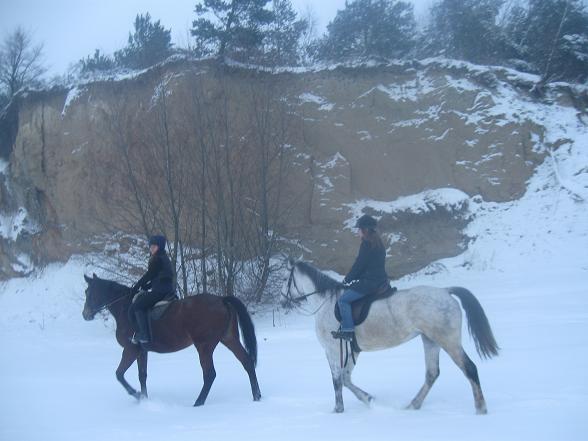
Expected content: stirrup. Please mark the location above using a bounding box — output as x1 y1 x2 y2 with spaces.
331 329 355 341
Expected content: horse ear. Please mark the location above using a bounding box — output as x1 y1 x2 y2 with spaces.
84 274 91 284
93 273 97 279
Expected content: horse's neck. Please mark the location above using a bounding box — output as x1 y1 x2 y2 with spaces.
309 289 338 314
313 291 339 328
108 294 132 331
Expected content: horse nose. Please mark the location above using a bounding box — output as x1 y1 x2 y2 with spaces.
82 307 93 321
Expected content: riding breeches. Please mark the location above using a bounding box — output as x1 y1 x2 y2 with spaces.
128 290 168 324
338 289 365 331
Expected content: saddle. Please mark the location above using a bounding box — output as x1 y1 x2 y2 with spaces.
334 282 397 327
149 294 178 321
132 292 178 321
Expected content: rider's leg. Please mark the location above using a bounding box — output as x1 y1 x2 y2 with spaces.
337 289 364 332
129 290 164 343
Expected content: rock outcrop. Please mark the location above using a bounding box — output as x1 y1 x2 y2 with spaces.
1 58 584 280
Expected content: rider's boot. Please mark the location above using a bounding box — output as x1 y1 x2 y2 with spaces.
133 310 151 344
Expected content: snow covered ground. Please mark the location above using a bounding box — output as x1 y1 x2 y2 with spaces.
1 99 588 440
1 255 586 441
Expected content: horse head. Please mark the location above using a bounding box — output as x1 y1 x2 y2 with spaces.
282 254 300 271
82 273 101 321
282 259 343 310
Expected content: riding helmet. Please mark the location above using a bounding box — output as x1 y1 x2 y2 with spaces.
148 235 167 250
355 214 377 229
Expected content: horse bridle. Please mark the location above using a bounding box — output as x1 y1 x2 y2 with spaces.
87 286 133 316
283 264 321 304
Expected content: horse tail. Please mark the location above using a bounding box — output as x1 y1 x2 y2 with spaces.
448 287 500 360
223 296 258 367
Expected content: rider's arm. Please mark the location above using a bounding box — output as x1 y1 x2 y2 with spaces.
343 240 370 284
133 256 161 292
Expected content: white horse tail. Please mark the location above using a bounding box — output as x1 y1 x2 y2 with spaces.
448 287 500 360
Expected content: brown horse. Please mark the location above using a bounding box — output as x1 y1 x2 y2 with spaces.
82 273 261 406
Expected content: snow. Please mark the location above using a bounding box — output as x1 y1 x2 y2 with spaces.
149 73 184 109
2 132 587 439
0 159 39 242
61 86 84 116
345 188 470 229
323 152 347 169
0 207 30 241
0 158 8 174
2 58 588 440
298 92 335 111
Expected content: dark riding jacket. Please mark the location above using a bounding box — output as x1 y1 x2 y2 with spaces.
343 239 388 295
134 249 175 296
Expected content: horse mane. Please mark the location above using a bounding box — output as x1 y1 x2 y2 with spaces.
91 275 131 297
295 261 343 295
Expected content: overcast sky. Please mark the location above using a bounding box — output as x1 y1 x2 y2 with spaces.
1 0 435 77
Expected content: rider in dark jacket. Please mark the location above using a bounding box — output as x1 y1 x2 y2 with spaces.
332 214 388 341
129 235 175 344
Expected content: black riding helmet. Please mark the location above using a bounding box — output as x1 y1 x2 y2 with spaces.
149 235 167 250
355 214 377 230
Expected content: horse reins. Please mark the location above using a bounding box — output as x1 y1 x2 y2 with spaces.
284 266 315 303
89 288 133 315
283 265 335 316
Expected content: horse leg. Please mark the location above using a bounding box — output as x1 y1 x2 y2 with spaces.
116 345 141 399
341 353 373 405
221 336 261 401
137 348 148 399
408 334 440 410
444 345 488 414
326 349 345 413
193 342 218 406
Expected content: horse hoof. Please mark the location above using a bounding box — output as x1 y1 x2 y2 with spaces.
334 406 344 413
476 407 488 415
406 402 420 410
253 394 262 401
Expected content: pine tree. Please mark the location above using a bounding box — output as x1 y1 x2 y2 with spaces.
80 49 115 74
191 0 273 60
114 13 173 69
319 0 416 62
425 0 515 64
263 0 307 66
502 2 528 48
521 0 588 81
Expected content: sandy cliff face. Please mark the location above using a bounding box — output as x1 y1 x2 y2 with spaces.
1 58 582 280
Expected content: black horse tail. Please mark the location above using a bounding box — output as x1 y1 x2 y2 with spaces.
449 287 500 360
223 296 258 367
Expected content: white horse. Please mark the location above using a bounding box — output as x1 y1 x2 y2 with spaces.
284 259 499 414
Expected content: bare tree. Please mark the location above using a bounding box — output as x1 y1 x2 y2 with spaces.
93 79 194 297
0 27 46 99
242 76 294 301
88 66 296 302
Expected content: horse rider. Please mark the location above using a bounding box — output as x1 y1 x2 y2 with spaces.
332 214 389 341
129 235 175 344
